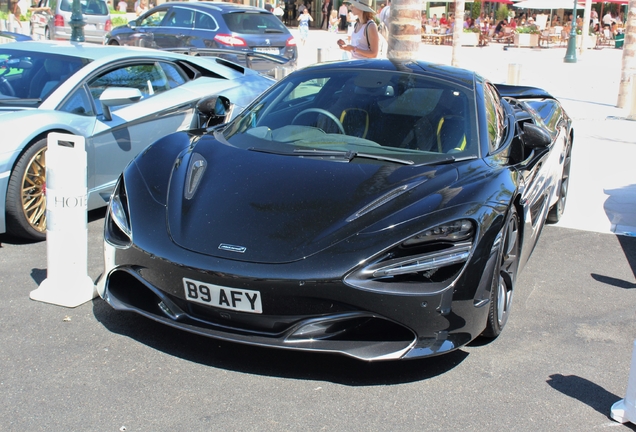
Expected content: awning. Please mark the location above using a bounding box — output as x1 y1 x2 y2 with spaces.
514 0 584 9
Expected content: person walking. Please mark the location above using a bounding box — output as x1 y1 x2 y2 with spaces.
337 0 380 59
338 1 348 32
321 0 332 30
298 7 313 45
378 0 390 39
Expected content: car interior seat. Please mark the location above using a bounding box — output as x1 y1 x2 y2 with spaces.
436 115 466 153
28 58 71 99
434 90 467 153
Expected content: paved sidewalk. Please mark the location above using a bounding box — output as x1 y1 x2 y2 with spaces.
291 29 636 236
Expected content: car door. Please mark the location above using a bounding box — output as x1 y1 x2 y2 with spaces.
152 6 197 48
61 60 197 207
124 8 169 48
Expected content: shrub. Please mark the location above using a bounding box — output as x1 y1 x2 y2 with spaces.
111 16 128 27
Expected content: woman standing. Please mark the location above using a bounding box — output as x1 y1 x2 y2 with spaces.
298 8 313 45
337 0 379 59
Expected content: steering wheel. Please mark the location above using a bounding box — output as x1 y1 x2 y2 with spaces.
0 76 15 97
291 108 345 135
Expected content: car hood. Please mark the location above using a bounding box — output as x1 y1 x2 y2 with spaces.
166 138 459 264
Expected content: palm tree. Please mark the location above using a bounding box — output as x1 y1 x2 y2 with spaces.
617 0 636 111
451 0 466 67
386 0 422 60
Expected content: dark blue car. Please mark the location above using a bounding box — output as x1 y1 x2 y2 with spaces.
105 2 297 68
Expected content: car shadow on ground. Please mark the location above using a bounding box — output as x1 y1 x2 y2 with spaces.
92 298 469 386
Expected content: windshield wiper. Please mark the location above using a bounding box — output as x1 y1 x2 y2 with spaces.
264 29 284 33
249 147 414 165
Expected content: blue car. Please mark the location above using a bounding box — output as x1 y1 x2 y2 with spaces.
105 2 298 71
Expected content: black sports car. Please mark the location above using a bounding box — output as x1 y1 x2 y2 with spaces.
98 59 573 361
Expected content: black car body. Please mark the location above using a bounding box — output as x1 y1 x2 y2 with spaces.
105 2 297 67
98 59 573 361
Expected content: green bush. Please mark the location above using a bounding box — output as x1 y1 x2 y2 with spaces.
111 16 128 27
496 5 508 22
517 26 539 34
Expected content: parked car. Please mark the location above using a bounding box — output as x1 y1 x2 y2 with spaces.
29 0 112 44
105 2 297 69
0 41 274 240
98 59 573 361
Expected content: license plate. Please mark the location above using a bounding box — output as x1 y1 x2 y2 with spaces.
84 24 96 31
254 47 279 54
183 277 262 314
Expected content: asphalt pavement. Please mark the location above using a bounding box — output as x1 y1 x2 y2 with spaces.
1 33 636 431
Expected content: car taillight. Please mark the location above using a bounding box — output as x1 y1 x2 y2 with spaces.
286 36 297 47
105 19 112 32
213 33 247 47
54 14 64 27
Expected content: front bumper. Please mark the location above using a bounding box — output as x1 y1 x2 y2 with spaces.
98 236 496 361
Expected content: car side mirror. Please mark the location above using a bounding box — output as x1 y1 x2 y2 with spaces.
99 87 143 121
195 95 231 128
522 122 551 149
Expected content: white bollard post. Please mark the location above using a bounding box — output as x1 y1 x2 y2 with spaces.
317 47 323 64
29 133 96 308
507 63 521 85
611 340 636 424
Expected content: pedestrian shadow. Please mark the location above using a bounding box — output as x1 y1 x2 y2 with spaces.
546 373 635 428
92 299 468 386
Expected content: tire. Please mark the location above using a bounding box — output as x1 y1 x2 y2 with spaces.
482 207 520 338
108 40 120 46
5 139 48 241
547 136 572 224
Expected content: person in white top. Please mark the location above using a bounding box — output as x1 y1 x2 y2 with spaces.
337 0 380 59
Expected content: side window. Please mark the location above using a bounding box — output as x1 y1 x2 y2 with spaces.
483 83 506 153
140 10 166 27
194 11 218 30
87 63 172 115
60 84 95 116
165 8 194 28
159 62 188 89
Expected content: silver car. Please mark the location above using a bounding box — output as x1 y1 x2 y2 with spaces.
29 0 112 44
0 41 274 240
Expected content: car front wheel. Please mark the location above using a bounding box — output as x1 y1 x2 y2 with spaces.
482 206 520 338
5 139 48 241
547 136 572 224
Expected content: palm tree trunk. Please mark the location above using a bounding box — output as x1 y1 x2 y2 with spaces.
451 0 466 67
617 0 636 109
387 0 422 60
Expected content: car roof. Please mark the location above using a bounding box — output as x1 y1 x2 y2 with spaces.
156 1 269 13
0 40 200 62
300 59 478 90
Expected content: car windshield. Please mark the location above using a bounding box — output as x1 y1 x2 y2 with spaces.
0 50 88 106
60 0 109 15
223 12 288 34
223 68 479 165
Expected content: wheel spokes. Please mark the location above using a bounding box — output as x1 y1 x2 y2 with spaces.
21 147 47 232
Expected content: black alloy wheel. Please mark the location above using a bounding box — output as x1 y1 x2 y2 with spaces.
547 136 572 224
482 206 520 338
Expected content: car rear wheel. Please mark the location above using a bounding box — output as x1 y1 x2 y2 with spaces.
5 139 48 241
547 136 572 224
482 207 520 338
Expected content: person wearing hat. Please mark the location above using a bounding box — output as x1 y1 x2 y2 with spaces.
336 0 380 59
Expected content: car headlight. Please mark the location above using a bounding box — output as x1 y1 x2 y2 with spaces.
344 219 475 294
105 177 132 247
